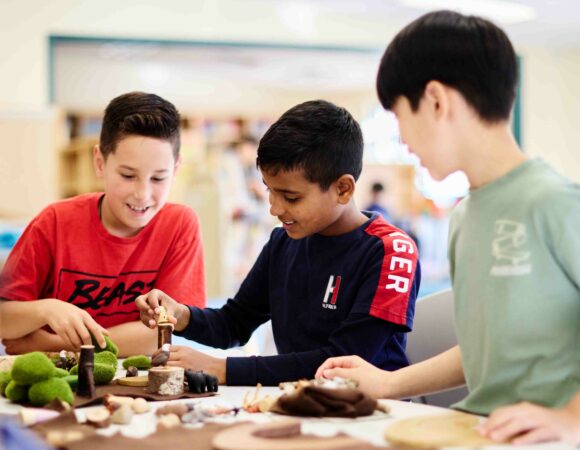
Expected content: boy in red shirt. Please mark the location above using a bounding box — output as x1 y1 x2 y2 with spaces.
0 92 205 356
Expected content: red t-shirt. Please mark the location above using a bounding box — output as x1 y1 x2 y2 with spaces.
0 193 205 328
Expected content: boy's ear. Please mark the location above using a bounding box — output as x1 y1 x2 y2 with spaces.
93 145 105 177
335 175 356 204
173 154 182 173
424 80 450 120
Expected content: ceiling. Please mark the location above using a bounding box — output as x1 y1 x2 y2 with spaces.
52 0 580 111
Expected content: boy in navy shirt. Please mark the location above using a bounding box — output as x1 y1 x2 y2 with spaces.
136 100 421 385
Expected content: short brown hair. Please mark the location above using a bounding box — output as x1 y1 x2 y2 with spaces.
99 92 181 159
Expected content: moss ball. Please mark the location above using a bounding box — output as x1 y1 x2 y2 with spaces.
69 364 78 375
0 371 12 397
29 378 73 406
11 352 55 385
63 375 78 391
5 380 29 403
94 350 118 369
94 362 116 385
54 368 69 378
91 334 119 356
122 355 151 370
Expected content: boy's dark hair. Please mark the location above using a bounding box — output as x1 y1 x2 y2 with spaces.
371 182 384 193
100 92 181 159
377 10 517 122
256 100 363 191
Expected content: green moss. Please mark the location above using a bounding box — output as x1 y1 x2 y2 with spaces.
29 378 73 406
122 355 151 370
94 350 118 369
0 371 12 397
94 362 116 385
11 352 55 385
54 368 69 378
63 375 78 391
5 380 29 403
70 363 114 385
91 334 119 356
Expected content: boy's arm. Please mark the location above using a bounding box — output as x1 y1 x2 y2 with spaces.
0 298 107 349
222 312 423 386
315 345 465 399
2 318 156 357
106 321 158 357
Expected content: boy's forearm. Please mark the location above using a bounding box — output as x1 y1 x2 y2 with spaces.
0 299 49 339
383 345 466 399
108 321 158 357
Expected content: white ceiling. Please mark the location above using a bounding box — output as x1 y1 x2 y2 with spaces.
53 0 580 111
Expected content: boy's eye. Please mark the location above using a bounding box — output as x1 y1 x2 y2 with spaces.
285 197 299 204
152 177 166 182
121 174 135 180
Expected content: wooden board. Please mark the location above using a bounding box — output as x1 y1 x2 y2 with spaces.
213 420 374 450
384 412 494 448
116 375 148 387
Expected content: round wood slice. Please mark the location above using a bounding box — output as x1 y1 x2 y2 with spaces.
116 375 149 387
213 419 369 450
384 412 494 448
147 366 184 395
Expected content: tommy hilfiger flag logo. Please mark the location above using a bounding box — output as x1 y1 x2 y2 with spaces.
322 275 342 310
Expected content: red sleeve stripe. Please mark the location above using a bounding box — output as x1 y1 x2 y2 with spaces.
364 219 418 326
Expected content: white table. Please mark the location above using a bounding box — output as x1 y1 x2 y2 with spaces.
0 385 575 449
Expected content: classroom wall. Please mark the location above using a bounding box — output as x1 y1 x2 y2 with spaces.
1 0 579 219
521 47 580 182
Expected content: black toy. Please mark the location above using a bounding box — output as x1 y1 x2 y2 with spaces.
185 369 219 394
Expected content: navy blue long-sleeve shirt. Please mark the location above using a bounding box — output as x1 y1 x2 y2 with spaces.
175 212 420 385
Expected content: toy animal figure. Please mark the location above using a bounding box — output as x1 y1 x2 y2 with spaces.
184 369 219 393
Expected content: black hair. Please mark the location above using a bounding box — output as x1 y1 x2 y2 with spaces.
100 92 181 159
377 10 517 122
256 100 363 191
371 182 384 193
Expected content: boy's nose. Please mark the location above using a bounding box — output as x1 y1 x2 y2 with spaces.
134 181 151 201
269 194 284 217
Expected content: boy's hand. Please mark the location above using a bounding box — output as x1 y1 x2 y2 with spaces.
315 355 390 399
135 289 189 332
152 345 226 384
39 299 108 350
479 402 580 445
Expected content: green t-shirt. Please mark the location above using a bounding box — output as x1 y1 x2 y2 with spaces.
449 158 580 415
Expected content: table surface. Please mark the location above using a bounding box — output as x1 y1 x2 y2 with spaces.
0 372 575 449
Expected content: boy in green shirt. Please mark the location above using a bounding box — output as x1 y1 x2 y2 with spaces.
316 10 580 445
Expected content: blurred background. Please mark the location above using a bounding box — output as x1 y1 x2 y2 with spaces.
1 0 579 305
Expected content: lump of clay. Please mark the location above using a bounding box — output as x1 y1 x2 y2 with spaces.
11 352 55 385
28 377 74 406
122 355 151 370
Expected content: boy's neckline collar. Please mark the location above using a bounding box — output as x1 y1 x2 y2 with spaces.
468 158 541 199
309 211 379 242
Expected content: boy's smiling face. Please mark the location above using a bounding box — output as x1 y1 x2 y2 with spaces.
261 168 351 239
94 135 179 237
